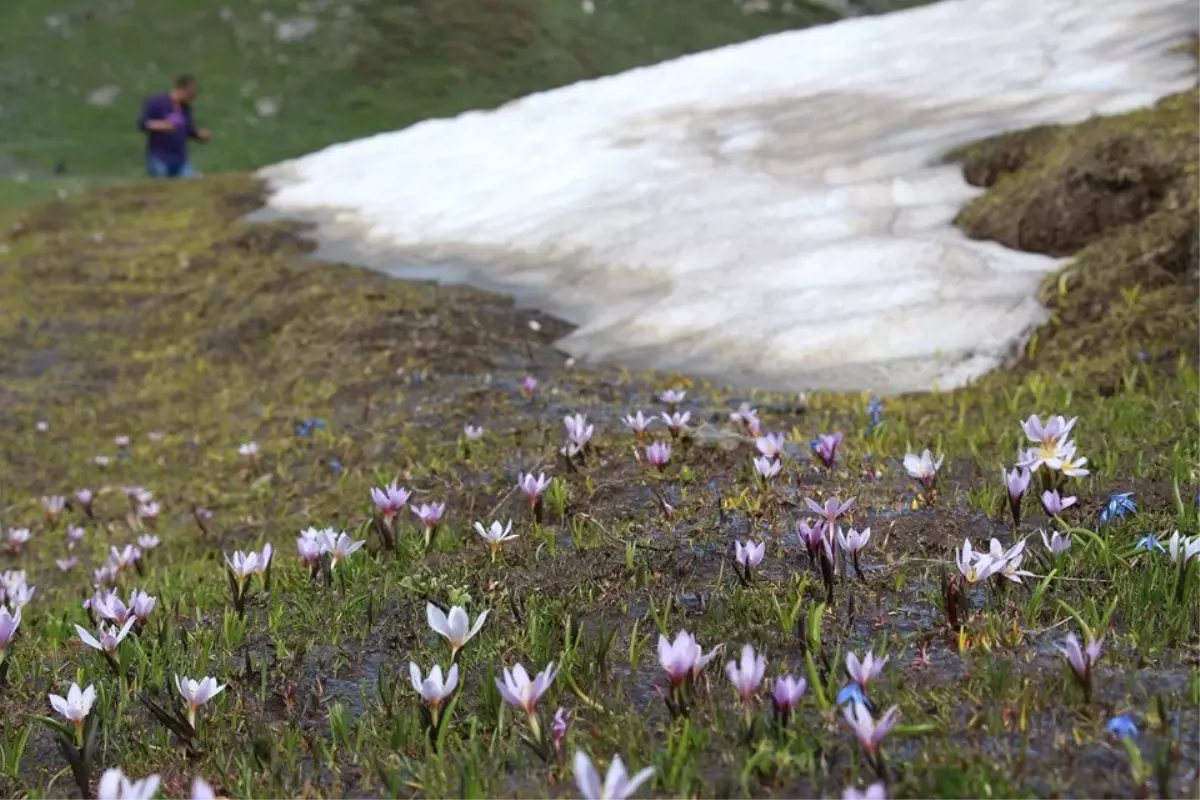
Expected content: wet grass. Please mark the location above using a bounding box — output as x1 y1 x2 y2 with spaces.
0 96 1197 800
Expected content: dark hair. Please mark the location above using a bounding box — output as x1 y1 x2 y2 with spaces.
174 74 197 89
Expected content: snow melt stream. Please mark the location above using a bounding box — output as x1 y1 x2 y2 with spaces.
259 0 1196 394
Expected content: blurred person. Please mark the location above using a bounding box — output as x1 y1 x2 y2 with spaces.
137 74 210 178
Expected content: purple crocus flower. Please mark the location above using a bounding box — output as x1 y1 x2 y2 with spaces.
1059 632 1103 700
772 675 807 712
843 701 899 760
371 483 412 520
843 783 888 800
805 496 855 531
622 411 654 439
846 650 887 689
522 375 538 396
496 662 558 719
754 456 782 481
755 433 784 459
660 411 690 436
412 502 446 528
812 432 844 470
1004 466 1031 527
518 472 552 507
796 519 824 563
645 442 671 470
0 605 20 658
1041 490 1077 517
725 644 766 705
735 540 765 572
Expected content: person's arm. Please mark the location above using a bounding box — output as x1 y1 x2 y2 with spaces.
185 110 211 142
138 98 175 132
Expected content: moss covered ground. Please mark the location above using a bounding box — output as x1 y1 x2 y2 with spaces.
0 80 1195 800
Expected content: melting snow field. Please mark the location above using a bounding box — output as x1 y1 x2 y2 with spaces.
259 0 1197 394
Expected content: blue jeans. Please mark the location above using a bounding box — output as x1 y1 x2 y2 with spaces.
146 156 195 179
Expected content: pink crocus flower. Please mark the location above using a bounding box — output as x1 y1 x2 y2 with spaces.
573 751 655 800
411 502 446 527
735 540 765 573
754 456 782 481
755 433 784 459
843 701 900 759
1004 466 1031 526
812 432 844 470
645 442 671 470
75 489 95 516
409 662 458 710
43 495 67 520
1041 490 1077 517
772 675 807 712
660 411 690 436
75 618 136 656
496 662 558 719
805 496 855 531
0 605 21 658
622 411 654 438
371 483 412 520
518 472 552 508
724 644 766 705
522 375 538 396
796 519 825 563
1060 632 1103 684
846 650 888 689
57 556 78 572
729 403 758 431
175 675 226 728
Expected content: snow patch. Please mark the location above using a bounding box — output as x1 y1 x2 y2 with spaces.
259 0 1197 394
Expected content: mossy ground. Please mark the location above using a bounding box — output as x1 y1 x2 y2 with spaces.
0 91 1196 800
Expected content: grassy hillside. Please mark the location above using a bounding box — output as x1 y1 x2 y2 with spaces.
0 0 903 194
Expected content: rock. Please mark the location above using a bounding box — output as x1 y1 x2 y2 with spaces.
275 16 318 42
255 97 281 118
87 85 121 107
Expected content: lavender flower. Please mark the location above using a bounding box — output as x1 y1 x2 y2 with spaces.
725 644 766 705
297 529 326 567
843 701 899 760
474 520 518 561
1041 490 1077 517
1167 530 1200 567
843 783 887 800
410 662 458 710
729 403 759 432
427 602 488 658
552 707 569 753
1040 529 1072 557
57 557 78 572
175 675 226 728
497 662 558 718
97 769 160 800
573 751 655 800
237 441 259 458
657 630 720 687
129 590 156 624
75 618 136 656
564 414 595 449
755 433 784 460
412 502 446 528
622 411 654 438
75 489 94 516
1059 632 1103 700
191 777 215 800
754 456 781 481
846 650 887 690
811 432 843 470
66 525 86 547
837 526 871 554
660 411 690 436
1004 466 1031 527
0 606 20 657
735 540 765 575
114 435 131 448
518 472 552 508
463 424 485 440
771 675 807 713
321 531 365 570
137 535 161 551
805 496 855 532
645 442 671 470
903 449 943 495
371 483 412 520
955 539 1004 584
796 519 824 564
43 495 67 520
49 682 96 741
659 389 686 406
6 527 32 553
522 375 538 395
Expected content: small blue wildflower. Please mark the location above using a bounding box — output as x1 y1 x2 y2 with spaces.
866 395 884 433
1100 492 1136 525
1135 350 1150 363
328 459 344 474
1106 714 1138 740
836 683 867 707
295 421 313 437
1134 534 1165 554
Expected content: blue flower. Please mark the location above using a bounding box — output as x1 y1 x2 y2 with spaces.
1100 492 1136 525
836 683 867 707
295 418 327 437
1106 714 1138 740
866 395 884 425
1134 535 1165 554
328 459 344 474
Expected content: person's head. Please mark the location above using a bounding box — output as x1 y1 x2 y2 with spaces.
170 74 198 104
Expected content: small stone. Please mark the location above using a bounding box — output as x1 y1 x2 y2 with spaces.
87 85 121 107
255 97 281 118
275 15 318 42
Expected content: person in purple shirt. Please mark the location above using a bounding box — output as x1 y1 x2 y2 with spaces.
138 74 211 178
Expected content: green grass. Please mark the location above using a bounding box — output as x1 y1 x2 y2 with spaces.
0 157 1194 798
0 0 852 188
